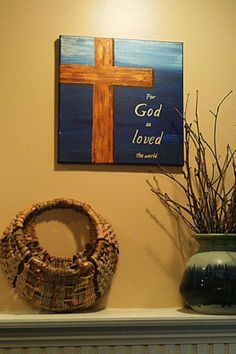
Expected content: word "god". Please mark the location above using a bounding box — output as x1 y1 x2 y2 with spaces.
134 103 163 117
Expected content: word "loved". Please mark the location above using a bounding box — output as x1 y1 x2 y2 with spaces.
132 130 164 145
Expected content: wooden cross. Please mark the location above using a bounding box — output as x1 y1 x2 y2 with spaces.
60 38 153 163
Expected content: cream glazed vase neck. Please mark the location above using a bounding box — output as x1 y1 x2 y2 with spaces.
180 233 236 315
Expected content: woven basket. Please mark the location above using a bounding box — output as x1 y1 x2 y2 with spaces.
0 198 119 312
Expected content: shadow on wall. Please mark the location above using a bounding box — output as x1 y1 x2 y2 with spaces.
145 204 198 296
146 207 197 267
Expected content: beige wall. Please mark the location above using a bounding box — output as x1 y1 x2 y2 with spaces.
0 0 235 312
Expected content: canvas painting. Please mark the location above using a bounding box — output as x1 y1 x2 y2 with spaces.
58 35 183 165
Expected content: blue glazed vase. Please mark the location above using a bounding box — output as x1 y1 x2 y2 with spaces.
180 234 236 314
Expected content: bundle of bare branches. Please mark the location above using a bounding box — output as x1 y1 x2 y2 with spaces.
148 91 236 234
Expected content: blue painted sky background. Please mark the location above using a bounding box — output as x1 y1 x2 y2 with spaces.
60 35 182 70
58 35 183 165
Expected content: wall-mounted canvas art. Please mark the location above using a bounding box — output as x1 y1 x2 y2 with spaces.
58 35 183 165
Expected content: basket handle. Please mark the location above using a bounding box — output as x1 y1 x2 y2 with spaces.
11 198 104 237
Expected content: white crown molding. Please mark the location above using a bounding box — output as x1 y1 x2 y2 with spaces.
0 308 236 348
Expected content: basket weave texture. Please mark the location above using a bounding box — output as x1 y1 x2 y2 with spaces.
0 198 119 312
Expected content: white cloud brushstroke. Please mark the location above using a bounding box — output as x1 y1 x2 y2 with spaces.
60 35 94 64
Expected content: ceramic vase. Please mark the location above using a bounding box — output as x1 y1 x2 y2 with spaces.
180 233 236 314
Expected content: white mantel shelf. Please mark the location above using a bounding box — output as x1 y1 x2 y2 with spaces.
1 307 236 351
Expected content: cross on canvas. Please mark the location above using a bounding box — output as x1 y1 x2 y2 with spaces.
60 38 153 163
58 35 183 165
